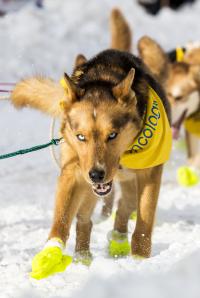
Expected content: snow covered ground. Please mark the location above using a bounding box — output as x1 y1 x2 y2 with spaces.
0 0 200 297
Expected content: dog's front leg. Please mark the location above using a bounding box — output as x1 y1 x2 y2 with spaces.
185 130 199 158
108 178 137 257
74 192 97 265
49 166 82 244
30 164 84 279
114 178 137 233
132 165 163 258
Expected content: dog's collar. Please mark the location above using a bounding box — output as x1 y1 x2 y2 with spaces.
168 47 186 63
176 47 185 62
120 86 172 169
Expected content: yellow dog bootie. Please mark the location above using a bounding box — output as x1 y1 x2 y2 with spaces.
108 230 130 257
112 210 137 221
30 238 72 280
177 166 200 187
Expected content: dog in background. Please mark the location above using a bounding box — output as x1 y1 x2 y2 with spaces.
138 37 200 170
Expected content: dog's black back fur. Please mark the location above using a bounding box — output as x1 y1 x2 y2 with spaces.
72 49 171 123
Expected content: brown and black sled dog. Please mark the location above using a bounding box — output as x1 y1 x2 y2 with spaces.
138 36 200 169
11 49 171 262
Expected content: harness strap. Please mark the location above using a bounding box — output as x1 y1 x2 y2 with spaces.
167 47 186 63
176 47 185 62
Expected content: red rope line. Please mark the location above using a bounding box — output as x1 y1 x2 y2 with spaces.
0 83 15 86
0 90 11 93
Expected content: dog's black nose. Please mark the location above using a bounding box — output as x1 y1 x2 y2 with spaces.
89 168 105 183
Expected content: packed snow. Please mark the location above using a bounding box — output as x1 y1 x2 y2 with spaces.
0 0 200 297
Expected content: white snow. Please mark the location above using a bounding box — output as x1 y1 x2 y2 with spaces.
0 0 200 297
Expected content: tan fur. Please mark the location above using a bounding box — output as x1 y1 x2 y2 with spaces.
137 36 200 167
137 37 200 112
166 63 197 98
138 36 170 84
164 64 200 166
132 166 162 257
114 166 163 257
11 77 66 117
184 48 200 65
75 191 97 253
62 98 141 183
110 8 132 52
114 176 137 233
185 130 199 158
112 68 136 105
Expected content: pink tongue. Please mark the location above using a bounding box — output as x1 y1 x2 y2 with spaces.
172 127 180 140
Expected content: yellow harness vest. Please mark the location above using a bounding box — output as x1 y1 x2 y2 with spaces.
173 48 200 138
184 117 200 138
120 87 172 169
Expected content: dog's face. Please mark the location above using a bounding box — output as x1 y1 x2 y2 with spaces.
62 69 141 197
165 63 200 138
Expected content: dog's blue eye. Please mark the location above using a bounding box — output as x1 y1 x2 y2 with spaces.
76 134 86 142
108 132 118 141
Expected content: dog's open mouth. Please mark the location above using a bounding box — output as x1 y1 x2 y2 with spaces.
92 181 113 197
172 109 187 139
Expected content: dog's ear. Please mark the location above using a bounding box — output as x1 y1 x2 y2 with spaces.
63 72 85 102
74 54 87 67
112 68 136 105
138 36 169 84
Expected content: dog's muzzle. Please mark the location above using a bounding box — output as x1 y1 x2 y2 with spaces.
92 181 113 197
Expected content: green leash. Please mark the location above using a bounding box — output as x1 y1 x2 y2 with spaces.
0 138 62 160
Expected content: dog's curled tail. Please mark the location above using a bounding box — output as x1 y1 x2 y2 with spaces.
110 8 132 52
11 77 65 117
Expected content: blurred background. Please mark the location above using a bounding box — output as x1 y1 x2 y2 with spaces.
0 0 199 81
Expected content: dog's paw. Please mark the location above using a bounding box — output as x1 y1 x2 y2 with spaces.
108 230 130 258
73 251 93 266
30 246 72 280
177 166 199 187
131 233 151 258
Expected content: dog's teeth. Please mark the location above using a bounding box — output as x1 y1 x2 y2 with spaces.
92 181 112 197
